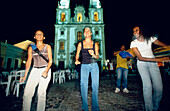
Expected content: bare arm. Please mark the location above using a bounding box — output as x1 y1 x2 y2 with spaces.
75 42 81 65
44 45 52 73
42 45 52 78
132 47 169 62
153 39 168 47
88 43 99 59
92 43 99 59
113 51 120 56
20 46 32 82
127 49 136 57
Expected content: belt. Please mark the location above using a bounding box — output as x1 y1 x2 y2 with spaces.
34 66 46 68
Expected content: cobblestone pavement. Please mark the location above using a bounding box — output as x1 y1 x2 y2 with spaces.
0 74 170 111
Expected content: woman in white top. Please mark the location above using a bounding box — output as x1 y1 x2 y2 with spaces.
130 26 169 111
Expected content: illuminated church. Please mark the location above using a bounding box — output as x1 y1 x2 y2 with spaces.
54 0 106 71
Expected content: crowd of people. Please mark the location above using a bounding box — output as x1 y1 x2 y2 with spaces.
18 26 169 111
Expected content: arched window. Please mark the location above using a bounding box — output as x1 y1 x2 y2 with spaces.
61 12 65 22
77 32 82 41
77 13 82 22
94 12 99 21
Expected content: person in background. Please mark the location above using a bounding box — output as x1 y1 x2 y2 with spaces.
108 61 114 80
20 30 52 111
75 27 100 111
114 45 131 93
130 26 169 111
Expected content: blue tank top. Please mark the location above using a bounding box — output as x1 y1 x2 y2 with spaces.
81 41 96 64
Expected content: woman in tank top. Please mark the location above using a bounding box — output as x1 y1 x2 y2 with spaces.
20 30 52 111
75 27 100 111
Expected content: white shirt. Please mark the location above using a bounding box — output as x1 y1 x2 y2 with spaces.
109 63 114 70
130 37 157 58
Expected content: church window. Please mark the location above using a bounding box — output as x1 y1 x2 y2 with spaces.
60 42 64 50
94 12 99 21
61 31 64 35
95 31 99 35
77 32 82 41
77 13 82 22
61 12 65 22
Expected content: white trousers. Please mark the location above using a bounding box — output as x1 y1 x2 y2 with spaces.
23 67 51 111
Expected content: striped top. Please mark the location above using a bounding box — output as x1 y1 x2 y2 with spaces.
32 44 48 67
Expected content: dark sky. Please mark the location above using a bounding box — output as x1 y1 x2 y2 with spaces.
1 0 170 59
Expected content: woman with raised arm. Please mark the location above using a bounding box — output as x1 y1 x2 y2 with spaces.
75 27 100 111
130 26 169 111
20 30 52 111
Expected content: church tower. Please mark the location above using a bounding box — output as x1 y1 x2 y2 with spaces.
89 0 103 23
56 0 71 24
54 0 106 71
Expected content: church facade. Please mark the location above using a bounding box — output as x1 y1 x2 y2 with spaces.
54 0 106 71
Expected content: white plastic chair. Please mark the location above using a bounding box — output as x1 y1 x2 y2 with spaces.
13 70 26 97
9 70 18 90
75 72 79 79
0 71 10 95
67 72 72 80
71 70 77 79
71 72 75 79
4 70 18 96
65 69 71 80
59 70 65 84
53 71 59 84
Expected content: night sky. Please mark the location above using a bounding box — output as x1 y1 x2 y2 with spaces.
1 0 170 59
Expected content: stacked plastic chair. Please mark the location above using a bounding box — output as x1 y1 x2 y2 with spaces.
13 70 26 97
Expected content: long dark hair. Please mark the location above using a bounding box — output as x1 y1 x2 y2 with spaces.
132 26 154 44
